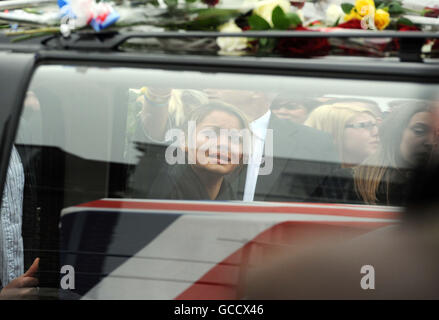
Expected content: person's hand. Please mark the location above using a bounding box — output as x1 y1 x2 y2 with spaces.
0 258 39 300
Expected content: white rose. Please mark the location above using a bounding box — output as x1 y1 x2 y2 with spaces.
325 4 345 27
217 20 248 55
253 0 291 26
297 9 305 23
422 41 434 54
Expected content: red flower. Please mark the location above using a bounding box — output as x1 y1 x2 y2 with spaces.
424 7 439 18
275 26 331 58
337 19 362 29
290 1 305 9
398 25 420 31
202 0 219 6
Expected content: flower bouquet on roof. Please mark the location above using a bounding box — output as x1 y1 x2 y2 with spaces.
317 0 433 57
1 0 438 57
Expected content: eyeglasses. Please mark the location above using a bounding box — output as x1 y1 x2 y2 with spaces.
345 121 378 130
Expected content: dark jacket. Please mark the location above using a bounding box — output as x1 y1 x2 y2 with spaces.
129 142 238 201
314 166 412 206
312 167 361 204
230 115 340 202
148 164 237 200
375 168 413 206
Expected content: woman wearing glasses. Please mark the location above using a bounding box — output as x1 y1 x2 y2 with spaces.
304 103 379 204
305 104 380 168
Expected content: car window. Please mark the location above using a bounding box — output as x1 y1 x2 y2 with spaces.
13 63 438 297
15 64 439 203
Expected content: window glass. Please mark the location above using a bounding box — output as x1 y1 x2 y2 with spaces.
13 64 439 297
16 65 439 204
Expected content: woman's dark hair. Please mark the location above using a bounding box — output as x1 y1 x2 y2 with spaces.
184 100 249 132
353 101 434 204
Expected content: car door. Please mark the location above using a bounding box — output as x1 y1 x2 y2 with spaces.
3 46 439 299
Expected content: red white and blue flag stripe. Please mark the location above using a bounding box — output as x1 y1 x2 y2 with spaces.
60 199 400 300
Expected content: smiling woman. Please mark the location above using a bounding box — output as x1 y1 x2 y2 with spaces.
130 101 250 201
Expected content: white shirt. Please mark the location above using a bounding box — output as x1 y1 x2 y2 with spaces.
243 110 271 202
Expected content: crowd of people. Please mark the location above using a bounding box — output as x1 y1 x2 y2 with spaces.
124 87 439 299
127 87 439 206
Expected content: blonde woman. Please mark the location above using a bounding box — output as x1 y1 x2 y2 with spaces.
306 104 380 204
305 104 379 168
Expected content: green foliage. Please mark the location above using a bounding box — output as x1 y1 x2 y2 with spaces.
191 9 239 30
375 0 385 9
170 8 241 31
259 38 268 46
258 38 276 54
397 17 414 26
195 8 238 18
286 13 302 28
272 6 290 30
272 6 301 30
164 0 178 7
341 3 354 14
375 0 403 7
248 14 271 30
249 6 301 31
23 8 43 15
388 1 405 14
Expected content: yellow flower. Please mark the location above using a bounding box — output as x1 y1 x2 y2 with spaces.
253 0 291 26
355 0 375 17
344 8 362 21
374 9 390 30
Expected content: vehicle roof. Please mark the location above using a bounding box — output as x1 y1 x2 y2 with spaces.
1 0 439 66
